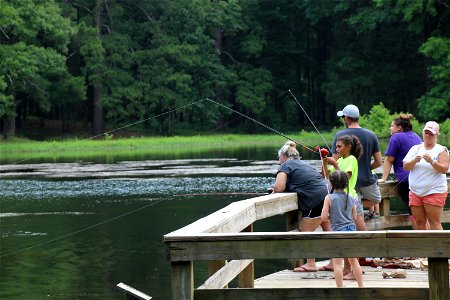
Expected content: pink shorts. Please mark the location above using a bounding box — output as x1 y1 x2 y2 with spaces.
409 191 448 207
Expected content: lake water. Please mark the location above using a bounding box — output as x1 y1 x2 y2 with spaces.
0 154 296 300
1 143 448 300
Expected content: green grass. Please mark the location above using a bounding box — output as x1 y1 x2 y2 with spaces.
0 133 334 163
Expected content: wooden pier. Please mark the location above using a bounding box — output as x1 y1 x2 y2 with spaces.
164 179 450 300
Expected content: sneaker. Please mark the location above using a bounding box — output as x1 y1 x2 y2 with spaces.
364 211 374 221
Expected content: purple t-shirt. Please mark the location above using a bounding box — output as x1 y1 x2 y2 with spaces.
384 131 422 181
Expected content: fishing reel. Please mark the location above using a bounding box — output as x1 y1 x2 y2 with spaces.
315 145 329 157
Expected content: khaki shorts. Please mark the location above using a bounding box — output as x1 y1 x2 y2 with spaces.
356 181 381 207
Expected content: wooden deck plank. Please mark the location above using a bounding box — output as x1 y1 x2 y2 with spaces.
253 266 450 289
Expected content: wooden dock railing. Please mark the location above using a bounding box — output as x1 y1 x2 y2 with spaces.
164 180 450 300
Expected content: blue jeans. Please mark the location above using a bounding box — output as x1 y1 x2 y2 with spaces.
336 224 356 232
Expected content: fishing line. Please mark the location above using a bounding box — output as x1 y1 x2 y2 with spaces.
205 98 316 154
173 192 266 197
317 145 331 195
11 98 208 165
0 197 168 258
288 90 331 151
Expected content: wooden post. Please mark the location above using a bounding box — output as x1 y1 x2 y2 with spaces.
379 197 390 217
285 210 303 269
209 260 227 276
238 224 254 288
428 257 449 300
171 261 193 300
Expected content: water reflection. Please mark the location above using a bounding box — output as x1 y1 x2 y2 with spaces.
0 160 278 300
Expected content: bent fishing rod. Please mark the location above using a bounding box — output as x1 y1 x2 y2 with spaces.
205 97 317 154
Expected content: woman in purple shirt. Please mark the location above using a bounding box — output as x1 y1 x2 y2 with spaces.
378 114 421 227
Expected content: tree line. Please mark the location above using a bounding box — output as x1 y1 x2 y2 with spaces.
1 0 449 139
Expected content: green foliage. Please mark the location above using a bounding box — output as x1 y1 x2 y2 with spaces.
0 0 74 120
439 119 450 136
359 102 427 138
417 37 450 122
0 77 14 118
359 103 393 137
235 66 273 115
1 0 449 139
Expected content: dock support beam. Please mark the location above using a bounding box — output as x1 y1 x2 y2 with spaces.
428 257 449 300
286 210 303 269
171 261 193 300
238 224 254 288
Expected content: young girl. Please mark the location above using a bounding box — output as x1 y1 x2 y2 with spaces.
322 134 363 280
321 170 364 288
322 135 362 207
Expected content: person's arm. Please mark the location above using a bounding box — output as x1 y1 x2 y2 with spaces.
322 157 338 178
403 155 421 171
422 148 449 174
371 151 382 170
352 203 357 222
379 155 395 182
273 172 287 193
320 195 331 221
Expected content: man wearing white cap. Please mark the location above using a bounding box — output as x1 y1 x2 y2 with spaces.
330 104 382 280
332 104 383 228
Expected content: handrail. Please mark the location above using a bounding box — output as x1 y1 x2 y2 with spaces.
164 179 450 300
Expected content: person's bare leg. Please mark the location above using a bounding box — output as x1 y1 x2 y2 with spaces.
423 203 444 230
362 199 379 208
411 205 427 230
348 258 364 287
333 258 343 287
343 259 352 277
293 218 322 271
317 220 333 270
342 212 365 278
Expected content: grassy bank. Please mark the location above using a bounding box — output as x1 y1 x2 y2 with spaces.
0 133 334 163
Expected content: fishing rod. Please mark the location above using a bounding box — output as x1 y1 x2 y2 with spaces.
288 89 331 151
205 97 317 154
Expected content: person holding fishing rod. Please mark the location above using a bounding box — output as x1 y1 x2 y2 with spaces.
272 140 333 272
322 134 363 278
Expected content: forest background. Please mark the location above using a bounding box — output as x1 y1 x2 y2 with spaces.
0 0 449 141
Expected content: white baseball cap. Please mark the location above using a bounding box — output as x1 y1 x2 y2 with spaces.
337 104 360 118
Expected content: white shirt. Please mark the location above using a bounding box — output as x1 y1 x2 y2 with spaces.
403 143 448 196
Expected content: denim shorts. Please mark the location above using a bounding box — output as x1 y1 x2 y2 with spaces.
336 224 356 232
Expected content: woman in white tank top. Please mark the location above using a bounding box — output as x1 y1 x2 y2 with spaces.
403 121 449 230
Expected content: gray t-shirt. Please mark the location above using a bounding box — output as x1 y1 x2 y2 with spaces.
278 159 328 213
332 127 380 187
329 192 355 231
